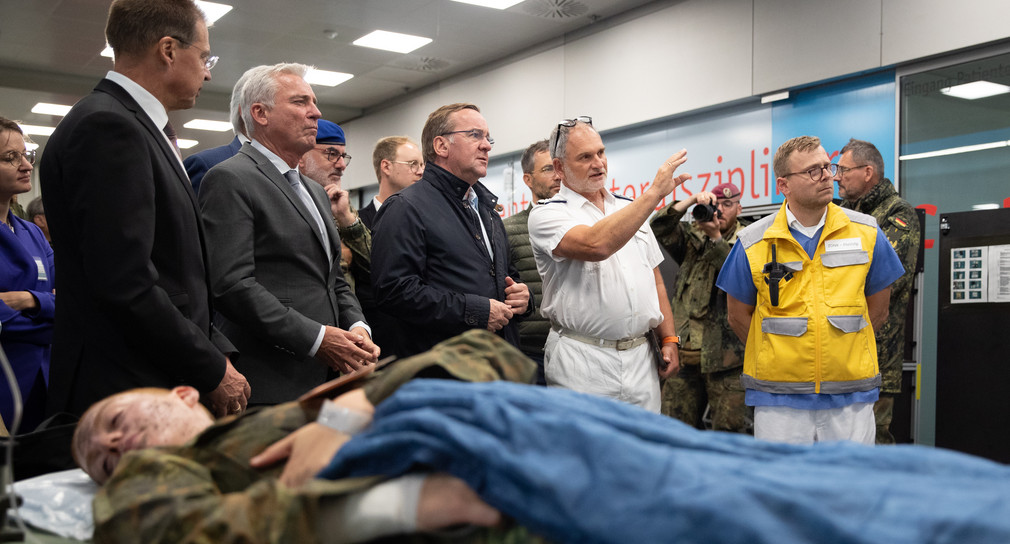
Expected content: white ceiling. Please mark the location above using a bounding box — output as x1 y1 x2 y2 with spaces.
0 0 658 155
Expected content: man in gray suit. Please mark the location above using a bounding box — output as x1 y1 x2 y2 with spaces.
199 63 378 404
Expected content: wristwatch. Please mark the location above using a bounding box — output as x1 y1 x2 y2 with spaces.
661 335 681 347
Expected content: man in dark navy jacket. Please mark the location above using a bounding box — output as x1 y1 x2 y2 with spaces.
371 103 532 358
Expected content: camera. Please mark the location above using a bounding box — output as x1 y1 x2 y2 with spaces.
692 203 722 223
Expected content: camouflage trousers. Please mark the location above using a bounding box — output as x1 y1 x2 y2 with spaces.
874 393 896 445
661 354 752 434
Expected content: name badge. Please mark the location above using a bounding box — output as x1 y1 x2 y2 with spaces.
34 257 48 282
824 238 861 252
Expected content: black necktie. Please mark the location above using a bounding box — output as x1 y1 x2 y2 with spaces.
163 121 181 159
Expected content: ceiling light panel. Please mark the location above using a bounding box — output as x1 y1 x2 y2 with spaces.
194 1 233 25
31 103 73 116
18 124 55 136
940 80 1010 100
451 0 525 9
183 119 233 132
353 30 433 54
177 139 199 149
306 69 354 87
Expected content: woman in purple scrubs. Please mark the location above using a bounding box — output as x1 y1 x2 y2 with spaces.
0 117 55 432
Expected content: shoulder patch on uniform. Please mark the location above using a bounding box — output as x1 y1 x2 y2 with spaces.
612 193 633 202
736 214 777 249
891 216 909 229
839 206 878 228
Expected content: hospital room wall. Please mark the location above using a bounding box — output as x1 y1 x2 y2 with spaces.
340 0 1010 191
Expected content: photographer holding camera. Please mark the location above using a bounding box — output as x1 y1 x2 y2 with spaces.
650 182 751 433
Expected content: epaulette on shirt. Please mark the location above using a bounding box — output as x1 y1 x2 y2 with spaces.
612 193 633 202
539 198 566 205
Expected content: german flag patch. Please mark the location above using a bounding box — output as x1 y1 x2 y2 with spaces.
893 217 908 228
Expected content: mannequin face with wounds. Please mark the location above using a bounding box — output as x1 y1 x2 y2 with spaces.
73 386 214 484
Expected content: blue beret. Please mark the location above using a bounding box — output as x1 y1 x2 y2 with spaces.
316 120 345 145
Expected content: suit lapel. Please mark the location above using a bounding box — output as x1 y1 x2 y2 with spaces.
302 180 341 262
95 77 202 213
96 79 190 191
95 80 193 199
241 144 335 266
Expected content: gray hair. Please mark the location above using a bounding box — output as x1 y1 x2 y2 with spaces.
549 120 594 162
239 63 311 139
840 138 885 183
228 71 253 137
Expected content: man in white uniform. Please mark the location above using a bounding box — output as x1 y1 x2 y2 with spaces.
529 117 690 412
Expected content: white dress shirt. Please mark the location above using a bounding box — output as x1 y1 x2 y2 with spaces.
105 71 183 169
529 185 665 340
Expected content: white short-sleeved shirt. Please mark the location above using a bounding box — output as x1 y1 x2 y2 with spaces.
529 185 665 340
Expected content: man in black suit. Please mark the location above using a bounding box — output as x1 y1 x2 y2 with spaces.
199 63 379 405
40 0 250 417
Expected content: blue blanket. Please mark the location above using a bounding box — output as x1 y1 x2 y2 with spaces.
320 380 1010 544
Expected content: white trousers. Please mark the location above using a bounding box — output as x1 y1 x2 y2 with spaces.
754 402 876 445
544 329 661 413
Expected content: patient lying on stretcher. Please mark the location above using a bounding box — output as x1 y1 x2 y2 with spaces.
71 330 541 543
72 329 1010 544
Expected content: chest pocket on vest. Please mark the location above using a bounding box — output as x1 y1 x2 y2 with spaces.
820 250 869 307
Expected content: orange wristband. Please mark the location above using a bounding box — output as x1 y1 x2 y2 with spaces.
661 336 680 346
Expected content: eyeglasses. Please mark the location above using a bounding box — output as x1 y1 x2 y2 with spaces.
320 148 352 165
717 198 741 209
782 163 837 182
171 36 219 70
552 115 593 156
833 163 868 176
389 160 424 174
440 129 494 146
535 164 555 175
1 149 36 168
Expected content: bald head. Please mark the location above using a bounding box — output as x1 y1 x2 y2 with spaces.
73 386 214 484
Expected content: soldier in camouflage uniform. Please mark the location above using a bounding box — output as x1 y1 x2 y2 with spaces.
650 182 752 433
75 329 543 543
297 119 370 292
835 138 920 444
502 140 561 384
